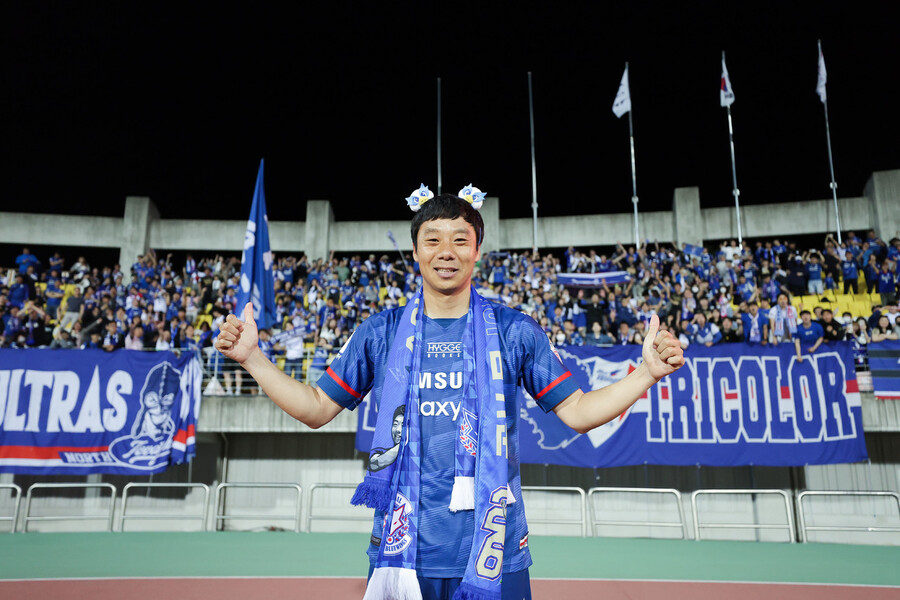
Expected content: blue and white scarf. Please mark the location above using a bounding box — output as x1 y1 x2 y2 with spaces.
352 287 510 600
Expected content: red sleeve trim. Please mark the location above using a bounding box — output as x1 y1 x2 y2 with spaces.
535 371 572 400
326 366 362 399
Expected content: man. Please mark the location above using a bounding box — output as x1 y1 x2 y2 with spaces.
818 309 844 343
216 193 684 600
740 301 768 344
796 310 825 359
690 312 721 347
719 316 742 343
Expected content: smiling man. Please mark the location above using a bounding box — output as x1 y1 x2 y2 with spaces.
215 190 684 600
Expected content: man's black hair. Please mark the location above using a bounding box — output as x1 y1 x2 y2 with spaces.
410 193 484 249
800 310 811 316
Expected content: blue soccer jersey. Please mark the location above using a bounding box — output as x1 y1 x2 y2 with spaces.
318 302 579 578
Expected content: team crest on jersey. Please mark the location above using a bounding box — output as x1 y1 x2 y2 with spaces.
382 492 413 555
459 409 478 456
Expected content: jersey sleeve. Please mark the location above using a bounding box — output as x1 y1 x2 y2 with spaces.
316 317 377 410
517 315 580 413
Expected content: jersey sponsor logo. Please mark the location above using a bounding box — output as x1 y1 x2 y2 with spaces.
382 492 413 555
420 400 461 421
426 341 462 358
418 371 463 390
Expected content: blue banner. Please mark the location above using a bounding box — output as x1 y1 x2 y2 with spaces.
557 272 631 288
870 340 900 400
354 342 866 468
0 350 203 475
234 159 277 330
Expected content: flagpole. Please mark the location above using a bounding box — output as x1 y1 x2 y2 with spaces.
726 104 743 245
722 51 743 245
627 64 639 247
819 40 842 244
528 71 539 255
437 77 442 195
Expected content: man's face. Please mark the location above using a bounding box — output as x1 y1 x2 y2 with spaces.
391 414 403 445
801 313 812 326
412 218 480 298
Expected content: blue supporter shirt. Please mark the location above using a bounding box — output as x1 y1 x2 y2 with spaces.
318 303 579 578
878 270 896 293
806 262 823 282
841 260 858 281
796 322 824 351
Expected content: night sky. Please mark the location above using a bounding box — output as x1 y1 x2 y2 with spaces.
2 3 899 225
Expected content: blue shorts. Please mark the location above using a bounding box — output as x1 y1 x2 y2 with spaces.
367 567 531 600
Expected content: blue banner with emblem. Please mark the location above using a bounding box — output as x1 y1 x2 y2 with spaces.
0 349 203 475
354 341 866 467
518 342 867 467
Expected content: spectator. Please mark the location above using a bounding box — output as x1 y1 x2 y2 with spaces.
740 301 768 344
796 310 824 359
871 315 899 342
125 325 145 350
804 250 825 295
877 261 898 307
691 312 722 347
585 321 613 346
720 317 742 343
818 309 844 343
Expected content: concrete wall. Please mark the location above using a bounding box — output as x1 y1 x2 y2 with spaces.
866 170 900 241
2 170 897 264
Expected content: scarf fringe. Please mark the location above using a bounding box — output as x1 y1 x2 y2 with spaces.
452 581 502 600
351 479 393 512
448 476 475 512
363 566 422 600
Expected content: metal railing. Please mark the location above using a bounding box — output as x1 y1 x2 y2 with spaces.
796 490 900 543
213 482 303 532
691 489 795 542
0 484 23 533
120 483 210 532
521 486 587 537
588 487 688 539
23 483 117 532
305 483 373 532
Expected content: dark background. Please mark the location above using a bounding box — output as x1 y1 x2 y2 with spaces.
2 2 899 227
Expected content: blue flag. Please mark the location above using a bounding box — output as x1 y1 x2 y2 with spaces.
234 159 277 330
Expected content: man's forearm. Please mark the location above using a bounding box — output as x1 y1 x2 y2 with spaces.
555 363 658 434
241 348 341 429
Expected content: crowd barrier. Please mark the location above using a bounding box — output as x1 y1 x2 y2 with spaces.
4 481 898 545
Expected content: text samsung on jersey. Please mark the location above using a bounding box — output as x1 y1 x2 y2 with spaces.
418 371 463 421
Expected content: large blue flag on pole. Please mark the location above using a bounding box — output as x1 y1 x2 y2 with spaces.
234 159 277 330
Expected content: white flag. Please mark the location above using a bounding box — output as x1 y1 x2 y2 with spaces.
720 54 735 107
612 64 631 118
817 44 828 104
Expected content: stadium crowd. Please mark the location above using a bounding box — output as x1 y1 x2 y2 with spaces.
2 230 899 392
